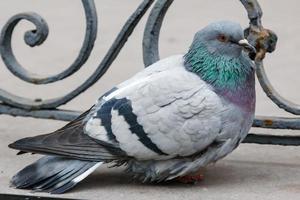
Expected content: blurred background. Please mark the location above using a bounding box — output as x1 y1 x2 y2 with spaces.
0 1 299 199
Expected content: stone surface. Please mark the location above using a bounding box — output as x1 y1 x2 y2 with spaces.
0 0 300 199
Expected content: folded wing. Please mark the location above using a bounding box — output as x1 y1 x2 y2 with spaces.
9 55 225 162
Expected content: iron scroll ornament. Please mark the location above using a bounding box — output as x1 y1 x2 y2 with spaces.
0 0 299 146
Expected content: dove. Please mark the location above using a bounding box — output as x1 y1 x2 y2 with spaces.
8 21 256 194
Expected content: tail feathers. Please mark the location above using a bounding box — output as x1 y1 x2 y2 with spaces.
11 156 102 194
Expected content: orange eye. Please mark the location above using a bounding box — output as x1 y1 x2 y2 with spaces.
217 34 227 42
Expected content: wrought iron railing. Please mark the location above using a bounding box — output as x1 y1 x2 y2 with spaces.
0 0 299 146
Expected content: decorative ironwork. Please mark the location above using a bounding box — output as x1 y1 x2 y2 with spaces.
0 0 299 146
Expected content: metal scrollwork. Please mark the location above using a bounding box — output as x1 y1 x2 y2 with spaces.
0 0 98 110
0 0 299 146
0 0 154 110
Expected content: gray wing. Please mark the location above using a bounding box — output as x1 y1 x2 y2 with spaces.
85 55 226 160
9 107 127 161
9 55 226 162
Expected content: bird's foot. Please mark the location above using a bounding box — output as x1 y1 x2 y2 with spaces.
176 174 204 184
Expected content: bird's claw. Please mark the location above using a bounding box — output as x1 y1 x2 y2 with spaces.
176 174 204 184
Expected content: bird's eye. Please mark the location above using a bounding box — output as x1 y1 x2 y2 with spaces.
217 34 228 43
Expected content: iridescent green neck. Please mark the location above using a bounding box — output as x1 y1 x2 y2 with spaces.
184 42 251 91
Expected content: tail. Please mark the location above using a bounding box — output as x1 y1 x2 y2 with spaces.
11 156 102 194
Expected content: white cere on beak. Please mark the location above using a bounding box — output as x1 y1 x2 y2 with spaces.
238 39 250 46
238 39 256 55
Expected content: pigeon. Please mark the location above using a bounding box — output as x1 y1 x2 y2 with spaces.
9 21 256 194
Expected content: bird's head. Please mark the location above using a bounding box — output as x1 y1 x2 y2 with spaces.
184 21 256 92
190 21 256 58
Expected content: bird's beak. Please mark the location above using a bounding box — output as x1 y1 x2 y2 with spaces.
238 39 256 55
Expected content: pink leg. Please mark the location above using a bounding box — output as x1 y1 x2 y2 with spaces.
176 173 204 184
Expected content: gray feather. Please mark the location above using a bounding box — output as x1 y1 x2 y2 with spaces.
11 156 101 194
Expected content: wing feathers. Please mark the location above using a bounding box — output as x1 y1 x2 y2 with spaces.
9 111 127 162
